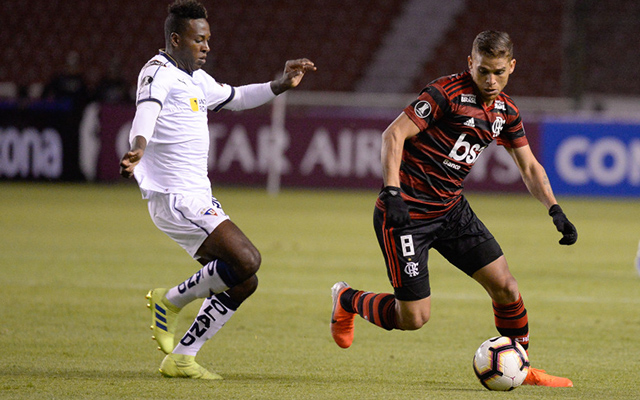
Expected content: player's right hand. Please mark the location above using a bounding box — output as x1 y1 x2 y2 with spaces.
271 58 316 95
119 149 143 179
380 186 411 228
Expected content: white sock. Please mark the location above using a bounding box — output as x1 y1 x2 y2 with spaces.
165 259 233 309
172 293 238 356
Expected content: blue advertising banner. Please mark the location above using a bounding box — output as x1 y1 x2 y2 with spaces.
541 120 640 196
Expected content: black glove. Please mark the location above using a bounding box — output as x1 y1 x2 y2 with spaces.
379 186 411 228
549 204 577 245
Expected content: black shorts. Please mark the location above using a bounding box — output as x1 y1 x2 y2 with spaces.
374 196 503 301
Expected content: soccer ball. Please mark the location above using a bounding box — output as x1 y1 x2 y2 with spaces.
472 336 530 391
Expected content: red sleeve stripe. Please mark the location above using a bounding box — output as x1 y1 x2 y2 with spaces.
443 80 473 98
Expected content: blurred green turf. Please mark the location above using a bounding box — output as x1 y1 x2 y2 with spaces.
0 181 639 399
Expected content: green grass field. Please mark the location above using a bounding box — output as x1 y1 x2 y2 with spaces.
1 182 639 399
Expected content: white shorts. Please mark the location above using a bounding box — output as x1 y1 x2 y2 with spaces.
146 190 230 258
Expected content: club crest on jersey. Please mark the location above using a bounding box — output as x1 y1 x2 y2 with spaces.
414 100 432 119
190 98 206 112
492 116 505 137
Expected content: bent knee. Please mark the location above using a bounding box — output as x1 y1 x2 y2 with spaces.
490 277 520 304
396 297 431 330
236 247 261 277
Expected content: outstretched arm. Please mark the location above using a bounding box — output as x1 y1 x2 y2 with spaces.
270 58 316 95
224 59 316 111
506 145 577 245
506 145 556 208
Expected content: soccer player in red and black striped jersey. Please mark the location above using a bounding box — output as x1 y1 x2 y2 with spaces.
331 31 577 387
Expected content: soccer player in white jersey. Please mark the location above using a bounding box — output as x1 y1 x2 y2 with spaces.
119 0 315 379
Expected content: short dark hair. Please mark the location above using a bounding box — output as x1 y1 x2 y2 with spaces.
164 0 208 45
472 30 513 59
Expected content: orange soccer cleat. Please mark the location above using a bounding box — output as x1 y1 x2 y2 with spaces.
330 282 356 349
523 367 574 387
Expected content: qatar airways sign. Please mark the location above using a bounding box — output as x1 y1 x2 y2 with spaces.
542 121 640 196
96 104 532 192
205 116 385 188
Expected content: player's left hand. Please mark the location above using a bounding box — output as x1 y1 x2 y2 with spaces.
548 204 577 245
271 58 316 94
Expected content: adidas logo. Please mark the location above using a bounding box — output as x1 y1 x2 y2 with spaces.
464 118 475 128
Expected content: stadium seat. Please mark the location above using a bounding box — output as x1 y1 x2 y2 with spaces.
2 0 638 97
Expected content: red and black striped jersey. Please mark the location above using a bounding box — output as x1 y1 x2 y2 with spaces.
382 70 528 218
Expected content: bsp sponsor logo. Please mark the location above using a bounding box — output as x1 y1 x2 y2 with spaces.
448 133 487 164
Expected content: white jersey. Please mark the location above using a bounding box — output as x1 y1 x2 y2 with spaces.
133 52 236 195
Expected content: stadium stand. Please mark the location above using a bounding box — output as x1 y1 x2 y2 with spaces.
411 1 565 97
409 0 640 98
579 0 640 96
1 0 638 98
356 0 465 93
0 0 403 96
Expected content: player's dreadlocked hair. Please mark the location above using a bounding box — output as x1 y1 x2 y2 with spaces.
472 30 514 60
164 0 208 45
